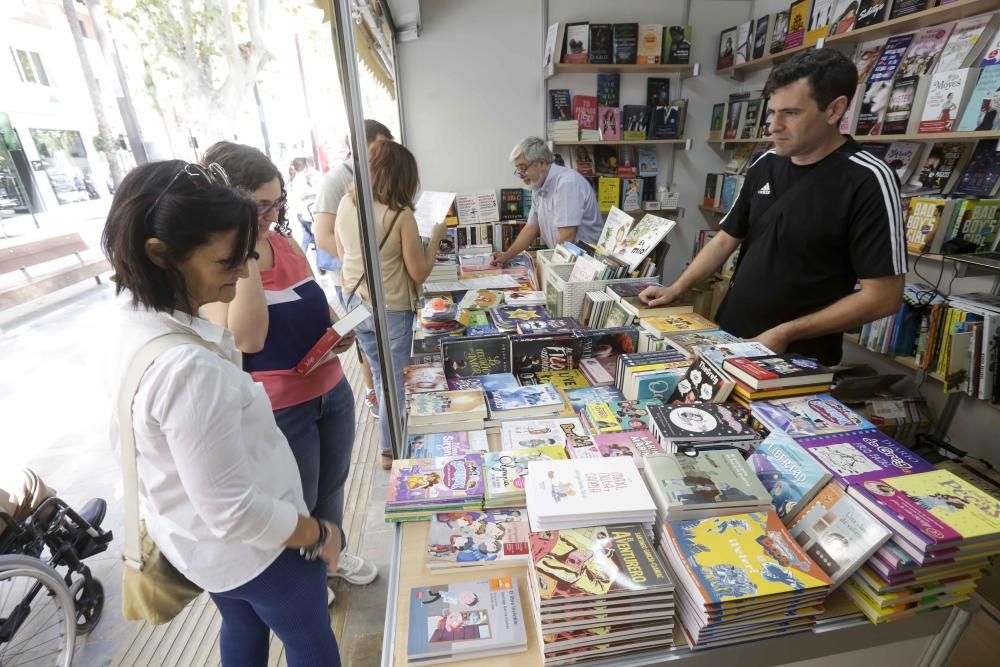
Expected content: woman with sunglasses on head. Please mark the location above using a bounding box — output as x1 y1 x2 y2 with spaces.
199 142 378 590
103 161 341 666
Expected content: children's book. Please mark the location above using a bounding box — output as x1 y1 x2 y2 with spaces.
441 335 511 378
404 364 449 394
613 213 676 271
387 455 485 508
798 429 935 488
406 431 490 459
597 207 635 254
787 483 893 586
407 577 527 661
648 403 758 442
486 385 563 418
408 390 489 424
500 417 592 450
571 431 665 470
425 511 530 569
561 385 626 416
490 305 551 331
747 431 832 522
446 373 520 392
582 399 661 433
644 451 772 515
485 446 568 507
750 394 875 439
668 357 735 403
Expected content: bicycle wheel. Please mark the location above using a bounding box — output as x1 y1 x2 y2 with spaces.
0 555 76 667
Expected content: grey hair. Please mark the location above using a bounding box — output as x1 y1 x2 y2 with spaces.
509 137 553 164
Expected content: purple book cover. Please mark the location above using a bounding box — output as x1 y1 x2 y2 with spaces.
387 455 484 506
847 481 963 553
797 429 934 487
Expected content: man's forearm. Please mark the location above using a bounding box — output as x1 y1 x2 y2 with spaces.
770 278 904 346
674 232 741 293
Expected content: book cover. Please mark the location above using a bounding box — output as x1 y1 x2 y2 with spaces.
957 66 1000 131
735 20 752 65
662 511 832 604
769 11 789 54
486 384 563 413
937 14 998 73
949 199 1000 252
709 104 726 142
596 73 620 107
904 197 948 253
829 0 858 36
511 335 585 374
587 398 662 433
505 290 545 306
784 0 810 51
753 15 771 60
642 313 716 336
888 0 930 20
723 354 833 387
645 450 771 510
533 369 590 389
787 484 893 586
805 0 835 46
751 394 876 439
525 457 657 524
853 38 886 85
579 431 666 468
530 524 672 603
405 364 449 394
294 305 371 375
667 329 742 355
613 23 639 64
407 431 490 459
855 0 889 30
911 143 971 193
425 510 530 567
409 390 488 422
593 145 618 177
649 402 757 440
748 431 833 521
486 445 568 503
693 341 774 367
516 318 580 335
955 139 1000 197
669 357 734 404
562 21 590 64
572 95 598 133
441 334 511 378
502 417 592 450
407 578 526 658
980 29 1000 68
571 143 597 176
549 88 573 122
881 77 920 135
622 105 650 141
562 385 626 414
899 25 954 78
490 305 550 331
636 24 663 64
665 25 692 64
920 68 976 133
797 429 936 487
499 188 524 221
637 147 658 178
457 289 503 311
718 27 737 69
589 24 614 64
446 373 520 392
476 191 500 224
598 106 621 141
597 177 621 214
856 34 915 135
388 455 485 507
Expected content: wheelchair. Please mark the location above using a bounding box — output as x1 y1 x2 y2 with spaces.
0 494 113 666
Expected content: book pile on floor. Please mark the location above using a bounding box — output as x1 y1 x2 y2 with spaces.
385 454 485 522
528 524 675 665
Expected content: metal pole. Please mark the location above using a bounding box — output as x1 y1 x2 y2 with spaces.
327 0 405 460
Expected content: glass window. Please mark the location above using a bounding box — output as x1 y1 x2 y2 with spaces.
30 51 49 86
10 48 49 86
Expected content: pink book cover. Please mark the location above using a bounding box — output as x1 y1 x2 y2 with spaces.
598 106 621 140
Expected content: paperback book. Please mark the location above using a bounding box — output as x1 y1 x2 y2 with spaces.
408 390 489 424
648 402 759 443
387 455 484 509
486 384 564 418
501 417 592 450
406 431 490 459
751 394 875 439
668 356 735 404
404 364 449 394
722 354 834 390
747 431 832 522
485 445 568 508
441 334 511 378
425 510 531 568
511 334 585 374
644 450 772 520
446 373 520 392
571 431 665 470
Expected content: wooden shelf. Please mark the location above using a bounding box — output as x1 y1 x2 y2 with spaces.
550 138 688 146
698 204 729 216
708 131 1000 145
714 0 999 77
553 62 698 76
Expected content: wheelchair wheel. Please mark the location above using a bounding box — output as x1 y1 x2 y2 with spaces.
0 555 76 667
69 576 104 635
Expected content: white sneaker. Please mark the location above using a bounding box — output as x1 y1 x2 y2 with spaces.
327 587 336 607
329 552 378 585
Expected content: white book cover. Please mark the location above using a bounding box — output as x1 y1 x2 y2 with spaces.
413 191 457 237
525 458 656 530
476 191 500 223
935 14 996 74
613 213 676 271
919 69 977 133
501 418 589 450
568 253 607 283
455 193 479 225
597 206 634 254
735 20 752 65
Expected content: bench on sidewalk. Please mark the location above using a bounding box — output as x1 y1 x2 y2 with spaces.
0 233 110 311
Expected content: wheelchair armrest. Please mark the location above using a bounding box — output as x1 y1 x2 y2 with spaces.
78 499 106 529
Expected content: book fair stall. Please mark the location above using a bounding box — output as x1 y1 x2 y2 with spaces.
323 1 1000 666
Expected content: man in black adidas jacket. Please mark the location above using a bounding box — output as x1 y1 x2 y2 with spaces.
641 49 905 366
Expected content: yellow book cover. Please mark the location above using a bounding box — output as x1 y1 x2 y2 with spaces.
598 177 620 214
535 369 591 389
642 312 716 335
784 0 811 50
882 470 1000 541
905 198 947 253
584 402 621 432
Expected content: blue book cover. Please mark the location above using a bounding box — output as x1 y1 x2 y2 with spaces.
447 373 520 392
720 174 740 211
751 394 875 439
486 384 563 412
747 431 832 522
636 368 686 401
562 385 626 414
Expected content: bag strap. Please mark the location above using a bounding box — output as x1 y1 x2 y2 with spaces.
117 333 218 569
345 208 405 305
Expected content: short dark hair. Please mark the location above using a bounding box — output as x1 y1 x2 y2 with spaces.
201 141 290 235
364 119 393 143
765 48 858 113
101 160 258 313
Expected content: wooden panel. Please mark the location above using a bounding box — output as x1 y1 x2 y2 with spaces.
0 259 109 309
0 233 87 274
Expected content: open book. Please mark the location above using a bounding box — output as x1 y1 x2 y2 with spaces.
294 304 372 375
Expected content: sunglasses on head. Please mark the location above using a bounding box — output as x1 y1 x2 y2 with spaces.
144 162 230 226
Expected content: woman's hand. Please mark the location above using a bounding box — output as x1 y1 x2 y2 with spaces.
319 521 342 572
431 222 448 241
331 330 356 354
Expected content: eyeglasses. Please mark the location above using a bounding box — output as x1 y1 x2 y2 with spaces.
256 196 286 217
512 160 537 177
145 162 230 226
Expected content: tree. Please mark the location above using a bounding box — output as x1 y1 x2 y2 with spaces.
62 0 125 189
108 0 272 151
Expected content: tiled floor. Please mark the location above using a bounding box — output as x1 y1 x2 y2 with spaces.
2 279 392 666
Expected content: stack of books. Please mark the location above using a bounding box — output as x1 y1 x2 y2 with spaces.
407 389 489 434
500 417 594 451
647 402 762 454
750 394 876 440
615 349 690 401
844 469 1000 623
484 445 568 509
746 431 832 523
524 458 657 531
427 253 458 283
418 296 464 335
569 430 666 470
423 509 531 569
506 290 546 306
528 525 675 665
580 290 617 328
385 455 485 521
661 329 741 357
485 384 565 421
605 280 694 320
722 353 834 406
639 312 716 340
405 430 489 459
406 577 528 664
550 119 580 142
643 451 772 543
660 510 833 649
403 364 449 395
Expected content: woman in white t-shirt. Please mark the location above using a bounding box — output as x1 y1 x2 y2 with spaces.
102 160 342 667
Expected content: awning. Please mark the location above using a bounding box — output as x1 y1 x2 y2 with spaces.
313 0 396 98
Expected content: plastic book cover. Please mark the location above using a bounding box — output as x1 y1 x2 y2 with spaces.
447 373 520 392
797 429 935 487
525 458 656 522
408 390 487 420
787 483 893 586
387 455 485 507
562 386 626 414
848 470 1000 549
407 577 526 658
750 394 875 438
530 524 672 602
441 334 511 378
649 403 756 440
747 431 832 521
663 511 832 604
426 511 531 567
486 384 563 413
407 431 489 459
645 450 771 509
404 364 448 394
501 418 592 450
486 446 568 502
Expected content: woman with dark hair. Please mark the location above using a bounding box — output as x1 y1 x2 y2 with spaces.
103 161 341 666
335 140 447 469
200 142 378 590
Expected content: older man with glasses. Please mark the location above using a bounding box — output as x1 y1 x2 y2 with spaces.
492 137 603 265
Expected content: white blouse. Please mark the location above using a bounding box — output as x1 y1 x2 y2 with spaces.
105 298 307 592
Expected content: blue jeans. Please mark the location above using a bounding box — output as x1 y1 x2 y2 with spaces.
350 302 414 458
274 379 355 541
211 549 340 667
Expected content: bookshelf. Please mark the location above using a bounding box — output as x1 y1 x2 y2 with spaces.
553 63 699 77
698 204 728 216
707 131 1000 145
552 138 690 147
716 0 1000 78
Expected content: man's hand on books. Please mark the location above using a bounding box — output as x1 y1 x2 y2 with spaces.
491 251 508 267
331 330 357 354
749 326 789 354
639 284 682 306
